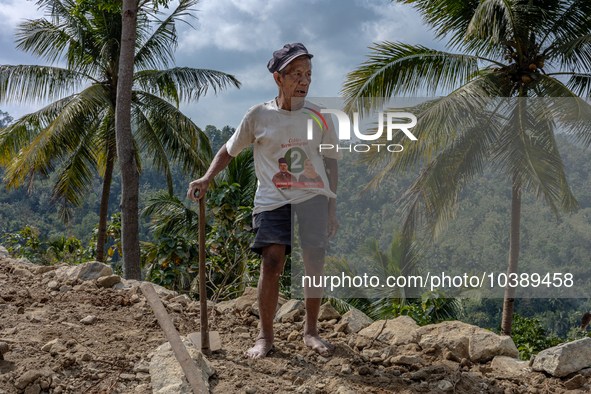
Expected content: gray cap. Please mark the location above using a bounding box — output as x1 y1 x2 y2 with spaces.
267 43 313 73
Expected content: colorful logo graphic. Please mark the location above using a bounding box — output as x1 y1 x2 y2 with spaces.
303 107 328 132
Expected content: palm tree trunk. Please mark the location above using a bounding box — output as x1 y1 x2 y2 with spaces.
501 175 522 335
95 146 115 262
115 0 141 280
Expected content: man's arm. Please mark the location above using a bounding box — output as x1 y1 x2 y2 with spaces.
325 157 339 239
187 144 234 202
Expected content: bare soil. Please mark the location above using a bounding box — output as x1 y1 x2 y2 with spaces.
0 258 586 394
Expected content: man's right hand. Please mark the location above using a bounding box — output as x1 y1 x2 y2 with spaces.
187 144 234 203
187 178 210 202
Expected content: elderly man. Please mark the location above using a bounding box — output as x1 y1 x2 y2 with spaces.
188 43 341 359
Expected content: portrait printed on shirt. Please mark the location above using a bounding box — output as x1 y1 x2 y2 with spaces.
272 140 325 190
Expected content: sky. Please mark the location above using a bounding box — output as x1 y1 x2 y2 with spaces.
0 0 445 129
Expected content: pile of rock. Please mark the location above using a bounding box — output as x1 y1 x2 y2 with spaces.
219 287 591 393
4 248 591 394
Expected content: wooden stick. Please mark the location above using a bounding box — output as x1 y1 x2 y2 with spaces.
199 197 211 356
140 283 209 394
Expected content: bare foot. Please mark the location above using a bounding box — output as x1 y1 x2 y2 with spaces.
244 337 273 359
304 333 335 357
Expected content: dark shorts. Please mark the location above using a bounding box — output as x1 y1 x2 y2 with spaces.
251 195 329 255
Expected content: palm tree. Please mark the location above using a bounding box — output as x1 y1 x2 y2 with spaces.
342 0 591 335
0 0 240 264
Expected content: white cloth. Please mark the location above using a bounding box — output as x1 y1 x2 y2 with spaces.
226 99 342 214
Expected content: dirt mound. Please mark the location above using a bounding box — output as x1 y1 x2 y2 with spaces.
0 256 587 394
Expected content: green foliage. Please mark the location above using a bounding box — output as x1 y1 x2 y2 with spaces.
141 147 260 299
142 234 198 291
1 225 89 266
493 314 563 361
204 125 235 154
1 226 43 262
46 234 86 265
204 182 259 301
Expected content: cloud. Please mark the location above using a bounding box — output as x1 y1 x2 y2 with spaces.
0 0 442 128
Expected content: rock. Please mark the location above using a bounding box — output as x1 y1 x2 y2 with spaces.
96 274 121 288
0 342 8 360
532 338 591 377
112 278 140 291
136 372 151 382
288 331 300 341
235 287 258 311
490 356 530 379
334 322 348 333
390 355 422 365
564 374 585 390
443 349 460 362
49 343 66 356
358 366 372 375
120 373 136 381
54 261 113 282
41 338 64 352
409 365 446 381
150 337 215 393
14 370 41 389
281 309 301 323
24 384 41 394
336 387 358 394
29 265 57 275
341 308 373 334
0 245 8 257
341 364 352 374
80 315 97 325
59 285 72 292
469 330 519 362
215 299 237 313
170 295 191 306
12 267 33 277
79 353 92 361
275 299 305 322
151 282 177 297
415 321 476 359
354 335 372 350
438 380 454 392
133 361 150 373
5 326 18 335
47 281 60 290
318 301 340 321
359 316 419 346
14 257 34 266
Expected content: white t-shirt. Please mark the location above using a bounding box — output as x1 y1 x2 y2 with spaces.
226 99 343 215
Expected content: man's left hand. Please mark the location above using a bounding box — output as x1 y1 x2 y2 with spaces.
327 208 339 240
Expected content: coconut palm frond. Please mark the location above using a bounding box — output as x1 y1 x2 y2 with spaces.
132 105 174 196
0 65 92 104
134 0 199 71
142 190 200 238
341 42 480 116
133 90 212 177
134 67 241 106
